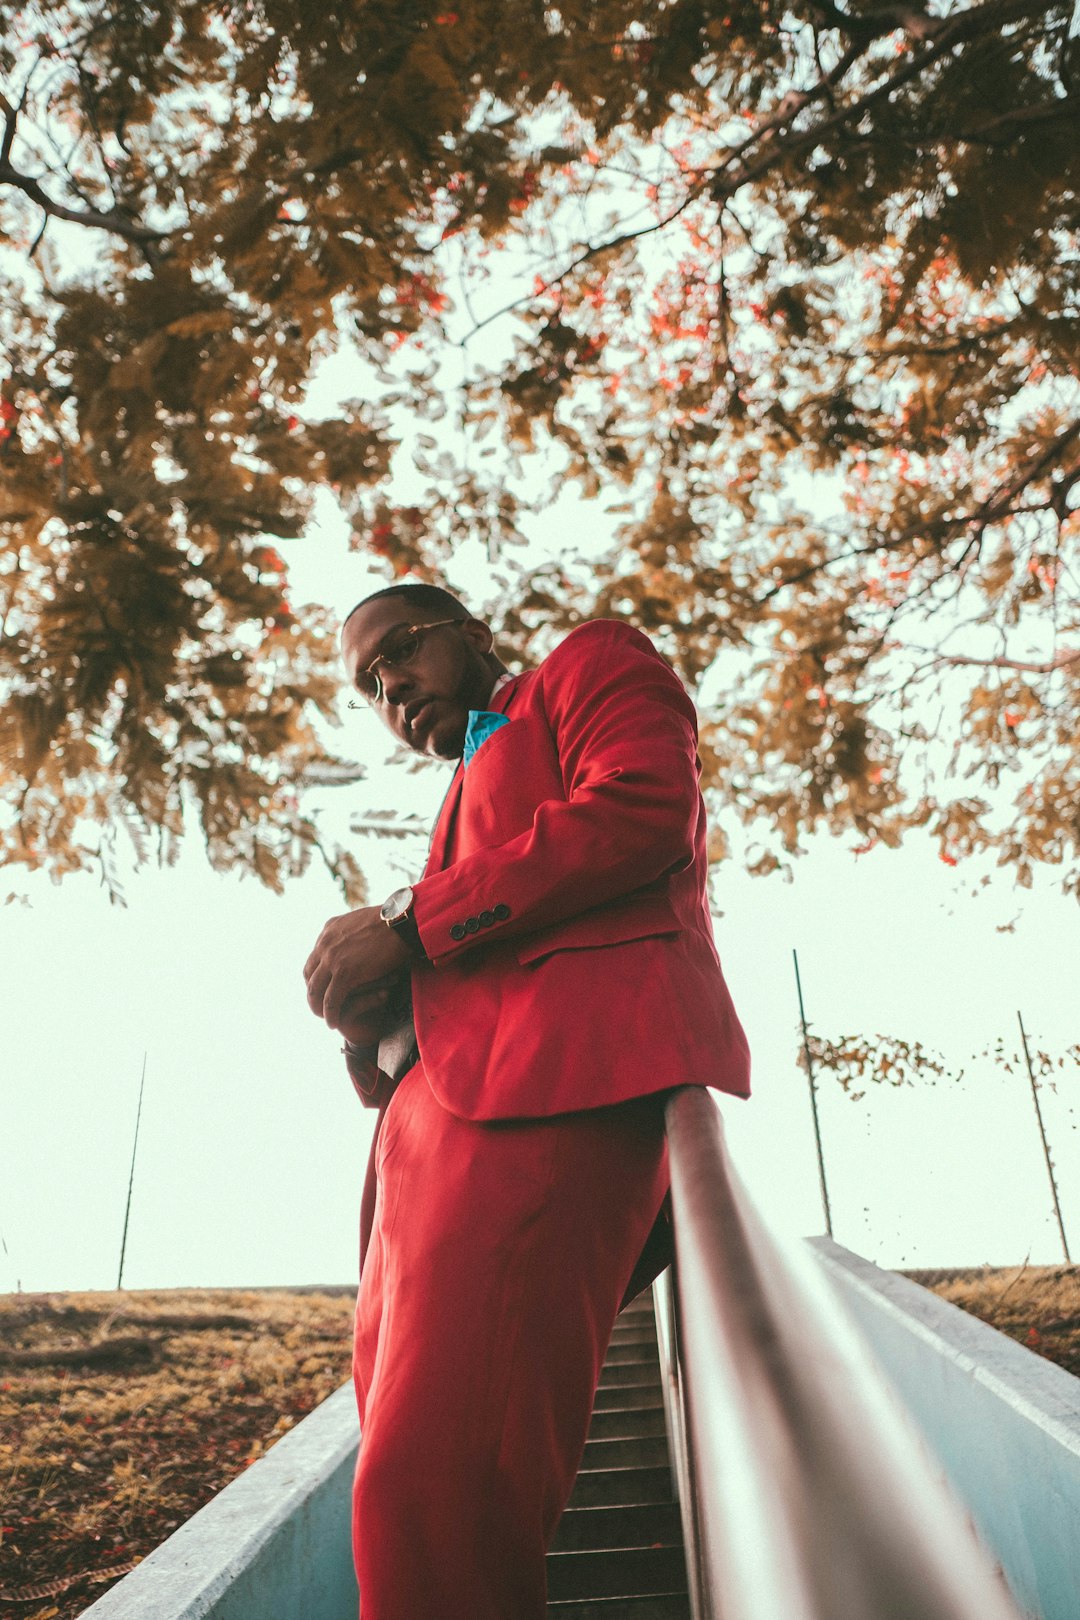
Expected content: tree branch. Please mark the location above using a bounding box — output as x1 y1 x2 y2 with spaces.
0 90 21 170
933 649 1080 675
811 0 1049 44
0 159 165 244
954 95 1078 142
976 420 1080 529
756 419 1080 606
460 193 701 343
709 0 1050 207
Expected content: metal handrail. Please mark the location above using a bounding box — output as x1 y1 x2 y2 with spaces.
653 1263 707 1620
653 1086 1025 1620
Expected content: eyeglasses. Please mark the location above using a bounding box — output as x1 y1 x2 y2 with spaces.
349 618 463 705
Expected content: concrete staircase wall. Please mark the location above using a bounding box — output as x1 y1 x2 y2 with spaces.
814 1238 1080 1620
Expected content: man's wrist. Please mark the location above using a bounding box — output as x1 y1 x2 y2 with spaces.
379 886 428 961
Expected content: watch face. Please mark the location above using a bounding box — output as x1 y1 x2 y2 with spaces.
380 886 414 924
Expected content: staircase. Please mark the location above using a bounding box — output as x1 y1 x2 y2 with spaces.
547 1294 691 1618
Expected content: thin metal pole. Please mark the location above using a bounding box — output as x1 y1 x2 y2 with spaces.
0 1221 12 1292
117 1052 147 1289
1017 1012 1071 1263
794 949 833 1237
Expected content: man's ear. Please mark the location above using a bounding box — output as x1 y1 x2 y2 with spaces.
462 617 494 655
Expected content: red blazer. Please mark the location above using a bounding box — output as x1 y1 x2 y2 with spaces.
403 619 750 1121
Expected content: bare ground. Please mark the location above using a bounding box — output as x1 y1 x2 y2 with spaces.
2 1264 1079 1617
0 1287 354 1618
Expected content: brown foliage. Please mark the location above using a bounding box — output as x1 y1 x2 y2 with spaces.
1 2 1077 893
799 1028 962 1101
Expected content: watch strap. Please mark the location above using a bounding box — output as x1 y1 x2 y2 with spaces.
387 906 427 961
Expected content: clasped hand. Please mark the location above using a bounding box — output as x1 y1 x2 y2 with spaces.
303 905 411 1041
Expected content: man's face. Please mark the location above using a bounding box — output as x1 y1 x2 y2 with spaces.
341 598 496 760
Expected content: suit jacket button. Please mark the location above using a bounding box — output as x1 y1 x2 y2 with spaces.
479 909 495 927
465 916 480 933
450 923 466 941
493 903 511 921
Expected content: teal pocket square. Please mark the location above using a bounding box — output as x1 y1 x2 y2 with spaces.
464 709 511 768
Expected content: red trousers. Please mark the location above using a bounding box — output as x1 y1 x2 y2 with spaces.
351 1062 669 1619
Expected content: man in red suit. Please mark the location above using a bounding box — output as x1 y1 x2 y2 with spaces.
303 583 750 1619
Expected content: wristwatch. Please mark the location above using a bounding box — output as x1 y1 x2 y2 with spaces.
380 886 427 961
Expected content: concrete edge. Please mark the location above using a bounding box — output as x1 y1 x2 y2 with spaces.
78 1381 359 1617
809 1237 1080 1457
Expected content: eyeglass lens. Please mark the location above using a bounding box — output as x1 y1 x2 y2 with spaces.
357 629 423 701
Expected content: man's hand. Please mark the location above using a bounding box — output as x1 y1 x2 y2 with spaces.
303 906 412 1031
338 984 400 1050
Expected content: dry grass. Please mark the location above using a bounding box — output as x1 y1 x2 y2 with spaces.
909 1261 1080 1375
0 1287 354 1618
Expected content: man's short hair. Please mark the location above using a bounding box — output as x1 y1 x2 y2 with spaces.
342 582 469 632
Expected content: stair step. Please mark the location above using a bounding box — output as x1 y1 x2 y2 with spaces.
588 1406 666 1440
608 1324 658 1345
569 1465 674 1508
548 1594 691 1618
599 1362 660 1387
582 1435 669 1470
593 1379 661 1409
604 1341 659 1364
552 1502 683 1552
548 1544 688 1601
546 1295 687 1614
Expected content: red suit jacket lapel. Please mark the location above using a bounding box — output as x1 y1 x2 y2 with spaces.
425 766 463 877
424 675 520 878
